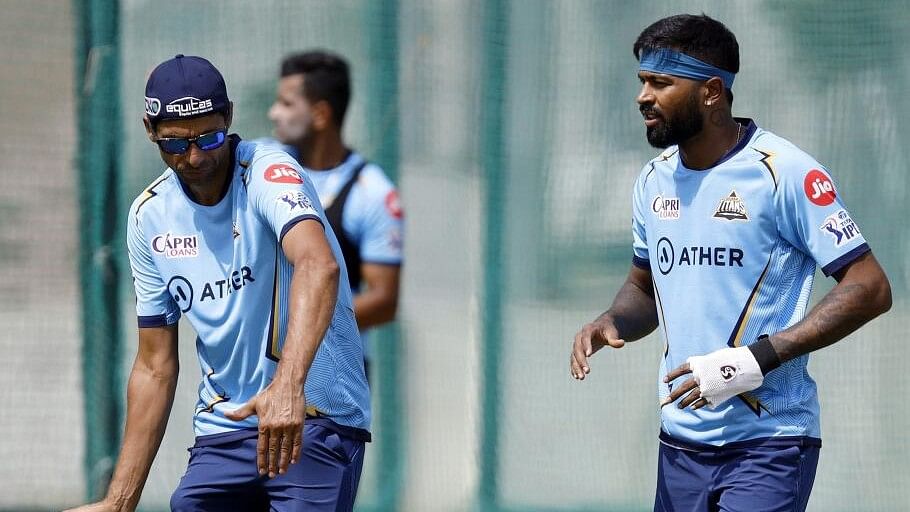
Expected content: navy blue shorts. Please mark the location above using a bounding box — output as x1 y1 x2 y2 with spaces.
171 421 365 512
654 432 820 512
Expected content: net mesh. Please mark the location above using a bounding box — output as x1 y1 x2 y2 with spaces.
2 1 909 511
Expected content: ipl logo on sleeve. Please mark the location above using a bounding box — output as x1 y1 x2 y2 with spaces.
276 190 317 214
820 209 861 247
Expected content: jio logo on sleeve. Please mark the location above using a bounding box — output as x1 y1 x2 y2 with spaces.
803 169 837 206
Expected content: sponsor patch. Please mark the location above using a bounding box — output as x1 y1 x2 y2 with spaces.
385 190 403 219
713 190 749 221
167 276 193 313
276 190 317 214
651 195 680 220
804 169 837 206
820 209 861 247
144 96 161 116
387 226 403 251
165 96 214 117
653 237 745 275
151 233 198 259
264 163 304 184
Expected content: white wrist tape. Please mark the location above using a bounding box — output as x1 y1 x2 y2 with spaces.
686 346 764 409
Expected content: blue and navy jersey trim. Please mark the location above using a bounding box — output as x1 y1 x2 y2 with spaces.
279 214 323 243
659 430 821 452
821 243 870 277
632 255 650 269
138 314 171 328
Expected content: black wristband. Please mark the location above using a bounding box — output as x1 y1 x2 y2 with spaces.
748 335 782 376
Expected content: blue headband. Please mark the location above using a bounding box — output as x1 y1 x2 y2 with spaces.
639 48 735 90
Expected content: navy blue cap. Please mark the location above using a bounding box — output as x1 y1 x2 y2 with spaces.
144 54 230 122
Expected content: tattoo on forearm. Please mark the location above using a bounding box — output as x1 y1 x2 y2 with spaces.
774 283 873 362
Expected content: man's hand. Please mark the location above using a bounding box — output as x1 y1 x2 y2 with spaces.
570 318 626 380
63 500 120 512
225 383 306 477
662 346 764 410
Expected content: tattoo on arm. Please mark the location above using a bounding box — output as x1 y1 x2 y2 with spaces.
772 282 878 363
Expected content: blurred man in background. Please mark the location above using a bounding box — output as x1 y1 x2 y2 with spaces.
570 13 891 512
68 54 370 512
266 50 403 378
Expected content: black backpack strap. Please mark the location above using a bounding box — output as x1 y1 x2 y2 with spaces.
324 161 368 290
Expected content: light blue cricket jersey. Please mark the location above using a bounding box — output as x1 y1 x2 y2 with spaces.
632 119 869 446
127 136 371 438
257 142 404 269
256 141 404 357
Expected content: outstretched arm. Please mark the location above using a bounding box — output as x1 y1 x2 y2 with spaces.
571 264 658 380
665 251 891 410
66 324 179 512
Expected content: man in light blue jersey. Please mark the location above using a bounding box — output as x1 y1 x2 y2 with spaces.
68 55 370 512
569 14 892 512
266 50 403 379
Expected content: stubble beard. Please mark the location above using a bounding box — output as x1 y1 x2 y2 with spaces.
645 94 704 149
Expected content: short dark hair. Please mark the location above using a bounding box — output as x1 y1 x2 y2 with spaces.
280 50 351 126
633 14 739 103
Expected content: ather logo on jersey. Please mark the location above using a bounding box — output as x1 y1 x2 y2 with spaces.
165 267 256 312
655 237 744 275
199 266 255 302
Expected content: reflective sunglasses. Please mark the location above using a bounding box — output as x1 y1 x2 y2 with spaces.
155 129 227 155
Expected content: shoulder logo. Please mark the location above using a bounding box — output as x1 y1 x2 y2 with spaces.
385 190 403 219
151 233 199 259
144 96 161 116
820 209 861 247
264 163 304 184
713 190 749 221
651 195 680 220
276 190 316 213
804 169 837 206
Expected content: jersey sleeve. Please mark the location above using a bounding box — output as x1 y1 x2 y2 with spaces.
631 166 651 269
126 212 181 327
248 157 324 242
775 163 869 276
353 169 404 265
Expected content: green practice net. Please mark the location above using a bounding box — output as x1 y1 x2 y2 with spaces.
2 1 908 511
